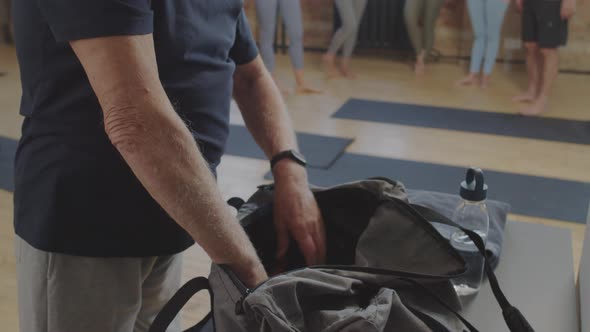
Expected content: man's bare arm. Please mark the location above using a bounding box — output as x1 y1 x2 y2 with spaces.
70 34 266 287
233 56 326 267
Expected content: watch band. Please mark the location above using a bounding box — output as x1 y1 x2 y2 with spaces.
270 150 307 170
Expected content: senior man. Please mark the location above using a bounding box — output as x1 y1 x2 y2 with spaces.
12 1 325 331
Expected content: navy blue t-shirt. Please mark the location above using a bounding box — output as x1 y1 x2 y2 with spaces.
12 0 259 257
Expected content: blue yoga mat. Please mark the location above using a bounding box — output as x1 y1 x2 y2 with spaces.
225 125 353 169
0 136 16 192
266 153 590 224
333 99 590 145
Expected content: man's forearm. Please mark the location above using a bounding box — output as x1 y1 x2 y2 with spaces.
233 56 298 160
103 90 264 279
70 35 266 286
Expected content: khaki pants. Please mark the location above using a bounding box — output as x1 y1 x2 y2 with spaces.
15 236 182 332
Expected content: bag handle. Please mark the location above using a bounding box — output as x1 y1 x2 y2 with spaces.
410 204 535 332
147 277 213 332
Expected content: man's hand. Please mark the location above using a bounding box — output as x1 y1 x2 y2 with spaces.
516 0 523 12
561 0 576 19
232 56 325 268
273 162 326 268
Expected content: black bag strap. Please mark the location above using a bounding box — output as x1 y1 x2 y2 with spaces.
147 277 213 332
410 204 535 332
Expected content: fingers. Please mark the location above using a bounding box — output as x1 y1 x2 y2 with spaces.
295 232 319 266
292 216 326 266
313 216 327 265
275 216 290 262
272 184 326 267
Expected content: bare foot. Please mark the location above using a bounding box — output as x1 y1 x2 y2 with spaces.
322 53 340 79
456 73 478 86
512 90 536 103
414 52 426 75
294 69 322 94
414 60 425 76
338 63 356 79
480 75 490 89
519 96 548 116
296 84 322 95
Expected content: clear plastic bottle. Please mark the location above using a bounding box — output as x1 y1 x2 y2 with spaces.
451 168 489 297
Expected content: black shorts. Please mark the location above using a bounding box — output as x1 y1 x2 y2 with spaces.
522 0 568 48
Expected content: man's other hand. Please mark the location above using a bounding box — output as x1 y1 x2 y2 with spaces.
272 162 326 268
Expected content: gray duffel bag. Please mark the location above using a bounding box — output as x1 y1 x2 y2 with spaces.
149 178 533 332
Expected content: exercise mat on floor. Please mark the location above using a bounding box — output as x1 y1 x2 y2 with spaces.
225 124 353 169
333 98 590 145
266 153 590 223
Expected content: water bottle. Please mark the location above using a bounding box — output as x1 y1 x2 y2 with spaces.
451 167 489 297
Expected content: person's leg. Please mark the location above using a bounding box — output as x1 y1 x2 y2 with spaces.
423 0 445 57
134 254 183 332
324 0 357 78
521 1 567 115
16 237 48 332
16 236 148 332
513 0 542 102
457 0 486 86
521 47 558 115
480 0 509 88
255 0 279 73
279 0 321 93
513 42 541 102
339 0 368 78
404 0 426 74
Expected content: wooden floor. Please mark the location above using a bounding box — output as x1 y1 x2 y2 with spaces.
0 45 588 330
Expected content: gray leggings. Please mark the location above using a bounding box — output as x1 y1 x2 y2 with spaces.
404 0 445 56
328 0 368 58
256 0 304 72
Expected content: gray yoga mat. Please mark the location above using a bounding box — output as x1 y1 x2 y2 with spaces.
333 99 590 145
225 125 353 169
265 153 590 223
0 136 16 192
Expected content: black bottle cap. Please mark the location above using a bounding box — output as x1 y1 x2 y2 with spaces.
460 167 488 202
